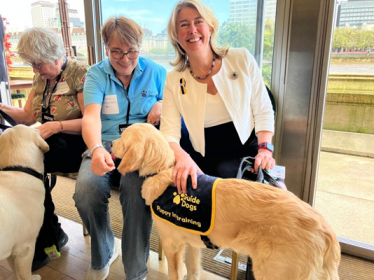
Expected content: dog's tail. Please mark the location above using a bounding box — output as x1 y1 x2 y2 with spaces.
322 227 341 280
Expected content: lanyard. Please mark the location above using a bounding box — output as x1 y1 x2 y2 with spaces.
42 56 67 110
125 81 131 124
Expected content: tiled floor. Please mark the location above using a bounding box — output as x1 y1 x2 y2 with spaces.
0 216 227 280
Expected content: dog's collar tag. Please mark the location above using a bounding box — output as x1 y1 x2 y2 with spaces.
45 245 61 260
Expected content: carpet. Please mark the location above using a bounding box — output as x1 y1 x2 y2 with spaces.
52 176 374 280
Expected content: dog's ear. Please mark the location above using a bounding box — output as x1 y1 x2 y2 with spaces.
34 129 49 153
117 140 145 175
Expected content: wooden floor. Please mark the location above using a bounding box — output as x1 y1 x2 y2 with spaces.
0 216 227 280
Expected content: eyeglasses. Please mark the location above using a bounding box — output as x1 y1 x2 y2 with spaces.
27 62 44 69
110 50 139 60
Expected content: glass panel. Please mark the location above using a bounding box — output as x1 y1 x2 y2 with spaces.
0 0 88 84
315 0 374 246
100 0 277 84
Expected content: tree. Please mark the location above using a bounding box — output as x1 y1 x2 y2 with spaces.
217 20 276 85
218 21 255 54
332 27 374 52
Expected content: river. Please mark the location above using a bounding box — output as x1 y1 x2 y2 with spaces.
329 62 373 74
156 61 373 74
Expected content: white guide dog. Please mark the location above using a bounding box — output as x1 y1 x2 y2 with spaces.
0 125 49 280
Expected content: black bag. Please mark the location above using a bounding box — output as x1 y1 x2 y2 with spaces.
44 132 86 174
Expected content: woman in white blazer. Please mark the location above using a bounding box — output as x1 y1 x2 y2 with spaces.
161 0 285 193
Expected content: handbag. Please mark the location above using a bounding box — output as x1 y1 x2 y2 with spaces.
44 132 86 174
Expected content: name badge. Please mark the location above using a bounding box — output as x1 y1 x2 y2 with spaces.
55 81 70 95
268 165 286 179
42 112 54 123
102 95 119 114
119 124 131 134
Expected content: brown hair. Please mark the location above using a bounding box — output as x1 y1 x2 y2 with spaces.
101 16 143 48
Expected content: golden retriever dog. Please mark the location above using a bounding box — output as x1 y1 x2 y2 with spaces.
0 125 49 280
112 123 341 280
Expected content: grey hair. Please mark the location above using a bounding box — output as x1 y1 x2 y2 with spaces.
17 27 65 63
168 0 229 72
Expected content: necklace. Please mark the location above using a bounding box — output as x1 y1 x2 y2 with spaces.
187 56 216 80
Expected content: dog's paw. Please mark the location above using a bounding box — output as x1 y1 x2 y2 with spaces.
32 274 42 280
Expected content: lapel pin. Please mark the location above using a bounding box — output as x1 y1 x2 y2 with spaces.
231 71 239 80
180 78 187 95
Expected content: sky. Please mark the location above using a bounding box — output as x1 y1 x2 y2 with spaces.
1 0 85 31
101 0 230 35
0 0 230 35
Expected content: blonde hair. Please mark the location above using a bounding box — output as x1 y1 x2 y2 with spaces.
168 0 229 72
17 28 64 63
101 16 143 48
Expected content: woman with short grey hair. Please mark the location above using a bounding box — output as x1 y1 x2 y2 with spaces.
17 27 65 63
0 27 90 271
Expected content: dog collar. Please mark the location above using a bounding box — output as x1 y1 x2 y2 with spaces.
143 172 158 179
0 166 44 181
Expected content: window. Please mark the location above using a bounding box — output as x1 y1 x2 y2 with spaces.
100 0 277 85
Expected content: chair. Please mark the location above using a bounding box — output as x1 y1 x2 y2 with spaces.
11 93 27 108
230 85 277 280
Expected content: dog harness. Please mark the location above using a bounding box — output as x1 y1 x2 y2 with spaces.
0 166 44 181
151 174 221 248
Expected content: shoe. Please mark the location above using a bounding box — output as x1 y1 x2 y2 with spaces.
57 228 69 249
32 252 51 272
86 244 120 280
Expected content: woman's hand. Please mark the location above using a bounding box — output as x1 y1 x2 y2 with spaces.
147 101 162 126
36 121 61 139
172 147 203 194
90 147 115 176
254 149 275 172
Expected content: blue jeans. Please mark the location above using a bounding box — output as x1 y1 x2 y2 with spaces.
73 157 152 280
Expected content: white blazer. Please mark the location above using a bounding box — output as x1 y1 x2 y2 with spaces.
161 48 274 156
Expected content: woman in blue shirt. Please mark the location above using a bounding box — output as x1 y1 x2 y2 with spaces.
74 16 166 280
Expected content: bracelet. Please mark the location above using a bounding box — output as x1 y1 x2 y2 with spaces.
158 100 162 103
59 121 63 132
90 144 104 156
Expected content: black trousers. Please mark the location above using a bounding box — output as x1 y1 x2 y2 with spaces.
181 121 258 178
34 133 86 258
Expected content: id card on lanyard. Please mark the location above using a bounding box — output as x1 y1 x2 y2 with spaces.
41 57 67 124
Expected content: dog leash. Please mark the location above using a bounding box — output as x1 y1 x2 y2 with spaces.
0 108 18 131
0 165 44 181
237 156 282 189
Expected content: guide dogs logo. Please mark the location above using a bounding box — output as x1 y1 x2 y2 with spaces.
173 192 200 211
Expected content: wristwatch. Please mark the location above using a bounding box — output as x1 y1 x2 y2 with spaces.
258 142 274 153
